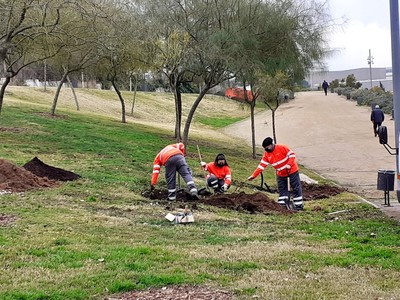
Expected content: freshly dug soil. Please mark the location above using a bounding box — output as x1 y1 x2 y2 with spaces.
302 182 346 200
0 158 59 192
23 156 81 181
143 182 345 215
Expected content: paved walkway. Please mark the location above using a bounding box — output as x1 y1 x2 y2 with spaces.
222 91 400 220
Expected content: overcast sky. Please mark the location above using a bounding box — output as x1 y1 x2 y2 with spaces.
325 0 392 71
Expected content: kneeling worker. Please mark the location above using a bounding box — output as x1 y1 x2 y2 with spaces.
247 137 304 210
200 153 232 193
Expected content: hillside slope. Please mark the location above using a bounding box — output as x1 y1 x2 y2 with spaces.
4 86 255 142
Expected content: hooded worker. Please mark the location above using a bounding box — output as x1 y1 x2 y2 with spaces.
200 153 232 193
151 142 199 201
247 137 304 210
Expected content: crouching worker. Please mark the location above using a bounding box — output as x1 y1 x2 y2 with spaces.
247 137 304 210
151 142 199 201
200 153 232 193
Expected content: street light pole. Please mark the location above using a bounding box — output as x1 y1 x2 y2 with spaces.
367 49 374 89
390 0 400 202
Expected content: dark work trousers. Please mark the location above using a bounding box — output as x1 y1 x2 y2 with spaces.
165 154 197 200
207 175 225 192
323 88 328 96
277 171 303 208
373 121 382 137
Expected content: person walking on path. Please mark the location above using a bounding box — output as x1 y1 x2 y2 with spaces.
247 137 304 210
200 153 232 193
322 80 329 96
370 104 385 137
151 142 199 201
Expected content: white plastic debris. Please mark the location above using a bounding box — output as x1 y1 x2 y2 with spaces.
299 173 318 184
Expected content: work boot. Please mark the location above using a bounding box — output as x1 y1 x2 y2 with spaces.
189 188 199 200
167 191 176 201
213 188 223 194
293 204 304 211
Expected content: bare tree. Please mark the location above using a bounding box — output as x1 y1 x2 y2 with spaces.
234 0 333 156
91 0 149 123
0 0 71 114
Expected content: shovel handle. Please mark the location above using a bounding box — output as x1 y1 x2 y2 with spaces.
196 145 203 162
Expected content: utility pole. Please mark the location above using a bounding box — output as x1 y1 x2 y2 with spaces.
367 49 374 89
390 0 400 202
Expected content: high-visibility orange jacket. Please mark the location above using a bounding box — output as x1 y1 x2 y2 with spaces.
151 143 185 185
204 163 232 185
251 144 299 178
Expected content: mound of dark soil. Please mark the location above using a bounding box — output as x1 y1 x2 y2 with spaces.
0 159 59 192
23 157 80 181
143 188 292 214
202 192 293 214
144 182 346 215
302 182 346 200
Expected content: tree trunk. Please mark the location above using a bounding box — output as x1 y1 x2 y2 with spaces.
0 76 11 115
168 72 182 141
67 75 79 111
130 75 137 115
272 109 277 143
111 80 126 123
243 82 258 159
250 101 256 159
51 70 69 115
183 87 209 147
174 86 182 141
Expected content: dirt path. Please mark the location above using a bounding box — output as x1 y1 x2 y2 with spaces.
222 91 400 219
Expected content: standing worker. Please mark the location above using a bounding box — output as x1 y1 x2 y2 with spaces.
151 142 199 201
322 80 329 96
370 104 385 137
247 137 304 210
200 153 232 193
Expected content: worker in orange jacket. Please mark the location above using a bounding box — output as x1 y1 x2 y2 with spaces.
151 142 199 201
200 153 232 193
247 137 304 210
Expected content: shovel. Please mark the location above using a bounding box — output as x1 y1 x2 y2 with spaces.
285 169 293 210
196 145 210 192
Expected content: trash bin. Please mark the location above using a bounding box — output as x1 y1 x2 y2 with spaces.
377 170 395 191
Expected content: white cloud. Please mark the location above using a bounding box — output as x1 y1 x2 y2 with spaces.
325 0 392 71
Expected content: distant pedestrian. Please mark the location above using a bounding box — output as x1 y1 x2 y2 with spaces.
151 142 199 200
371 105 385 137
322 80 329 96
247 137 304 211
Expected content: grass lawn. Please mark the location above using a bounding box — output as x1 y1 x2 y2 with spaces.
0 87 399 300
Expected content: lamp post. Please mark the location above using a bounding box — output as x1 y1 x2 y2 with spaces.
390 0 400 202
367 49 374 89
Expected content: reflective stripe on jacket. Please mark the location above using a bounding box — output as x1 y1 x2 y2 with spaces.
251 144 299 178
205 163 232 185
151 144 184 185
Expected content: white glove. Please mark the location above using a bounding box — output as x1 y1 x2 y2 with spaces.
200 161 206 167
247 176 254 181
222 184 229 192
285 164 291 169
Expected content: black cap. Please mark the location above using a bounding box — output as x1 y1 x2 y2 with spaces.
216 154 225 160
262 137 273 147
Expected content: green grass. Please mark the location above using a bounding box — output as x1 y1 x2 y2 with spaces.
1 90 400 299
197 116 246 128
